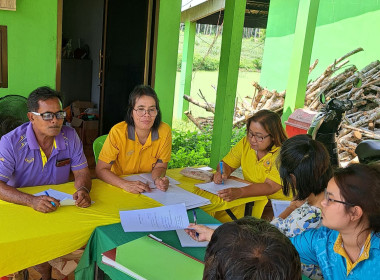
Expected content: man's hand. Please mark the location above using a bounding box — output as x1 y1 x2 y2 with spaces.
31 195 60 213
185 224 215 242
213 171 228 184
218 187 243 202
122 180 151 194
73 188 91 208
154 177 169 192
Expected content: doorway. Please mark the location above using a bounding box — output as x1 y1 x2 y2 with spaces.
58 0 155 135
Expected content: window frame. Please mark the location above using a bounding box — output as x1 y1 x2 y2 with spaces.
0 25 8 88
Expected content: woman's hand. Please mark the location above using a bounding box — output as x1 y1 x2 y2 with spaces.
154 177 169 191
122 180 151 194
213 171 228 184
218 187 243 202
185 223 215 242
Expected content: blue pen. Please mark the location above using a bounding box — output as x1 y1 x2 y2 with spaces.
220 161 224 185
44 191 56 207
192 209 199 240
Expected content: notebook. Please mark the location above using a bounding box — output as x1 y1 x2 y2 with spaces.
102 235 204 280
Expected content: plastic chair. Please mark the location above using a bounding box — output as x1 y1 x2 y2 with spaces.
93 134 108 164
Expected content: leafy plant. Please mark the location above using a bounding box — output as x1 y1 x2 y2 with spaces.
169 126 247 168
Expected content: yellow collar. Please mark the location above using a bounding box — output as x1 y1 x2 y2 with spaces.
39 139 57 167
333 233 371 276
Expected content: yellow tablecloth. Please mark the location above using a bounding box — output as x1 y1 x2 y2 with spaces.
0 179 160 276
0 168 267 276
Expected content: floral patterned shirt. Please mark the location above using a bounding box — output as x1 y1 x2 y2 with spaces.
271 202 323 280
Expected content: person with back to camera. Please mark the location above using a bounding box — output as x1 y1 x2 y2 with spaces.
290 163 380 279
270 134 333 279
203 217 302 280
96 85 172 193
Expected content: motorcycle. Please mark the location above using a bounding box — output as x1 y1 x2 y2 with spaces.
308 98 355 167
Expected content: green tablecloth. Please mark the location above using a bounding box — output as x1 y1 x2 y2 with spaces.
75 208 219 280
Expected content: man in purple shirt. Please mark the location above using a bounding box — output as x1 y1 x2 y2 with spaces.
0 86 92 279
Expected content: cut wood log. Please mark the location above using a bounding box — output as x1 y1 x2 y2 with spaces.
341 124 380 140
184 111 205 131
183 94 215 113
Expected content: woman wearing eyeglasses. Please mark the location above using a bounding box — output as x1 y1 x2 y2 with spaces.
213 110 289 205
96 85 171 194
290 163 380 279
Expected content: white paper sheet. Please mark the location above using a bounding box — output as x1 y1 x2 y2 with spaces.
120 203 190 232
34 188 76 206
196 166 213 171
195 179 249 195
123 173 180 188
271 199 291 218
142 185 211 210
176 224 221 247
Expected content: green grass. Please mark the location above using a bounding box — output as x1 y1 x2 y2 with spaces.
173 30 264 129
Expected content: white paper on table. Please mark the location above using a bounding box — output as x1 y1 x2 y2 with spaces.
196 166 213 171
34 188 76 206
120 203 190 232
271 199 291 218
195 179 250 195
176 224 221 247
123 173 180 188
142 185 211 210
123 174 156 188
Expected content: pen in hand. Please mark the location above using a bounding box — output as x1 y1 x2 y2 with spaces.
192 209 199 240
220 161 224 185
44 191 56 207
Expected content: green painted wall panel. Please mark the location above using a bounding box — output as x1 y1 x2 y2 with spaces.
261 0 380 92
0 0 58 97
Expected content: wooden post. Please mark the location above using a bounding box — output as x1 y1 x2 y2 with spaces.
281 0 320 126
210 0 247 168
177 20 196 120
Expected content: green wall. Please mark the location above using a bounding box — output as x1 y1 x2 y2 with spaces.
260 0 380 91
0 0 58 97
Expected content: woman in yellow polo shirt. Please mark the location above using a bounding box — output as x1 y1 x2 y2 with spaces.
214 109 289 202
96 85 172 194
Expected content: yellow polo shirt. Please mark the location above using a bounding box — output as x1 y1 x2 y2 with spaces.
98 121 172 176
223 136 291 200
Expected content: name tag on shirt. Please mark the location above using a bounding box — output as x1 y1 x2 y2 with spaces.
56 158 71 167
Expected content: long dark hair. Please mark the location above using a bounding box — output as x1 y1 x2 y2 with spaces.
334 163 380 234
125 85 162 130
279 134 332 200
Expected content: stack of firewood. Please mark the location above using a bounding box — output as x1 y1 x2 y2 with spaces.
183 48 380 164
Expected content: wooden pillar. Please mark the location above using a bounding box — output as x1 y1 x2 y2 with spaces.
282 0 320 125
153 0 182 126
210 0 246 168
177 20 196 120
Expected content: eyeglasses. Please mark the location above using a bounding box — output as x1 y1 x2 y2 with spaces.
324 189 354 207
247 131 271 142
31 111 66 121
134 108 158 117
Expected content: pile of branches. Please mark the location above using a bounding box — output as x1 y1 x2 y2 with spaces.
183 47 380 163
